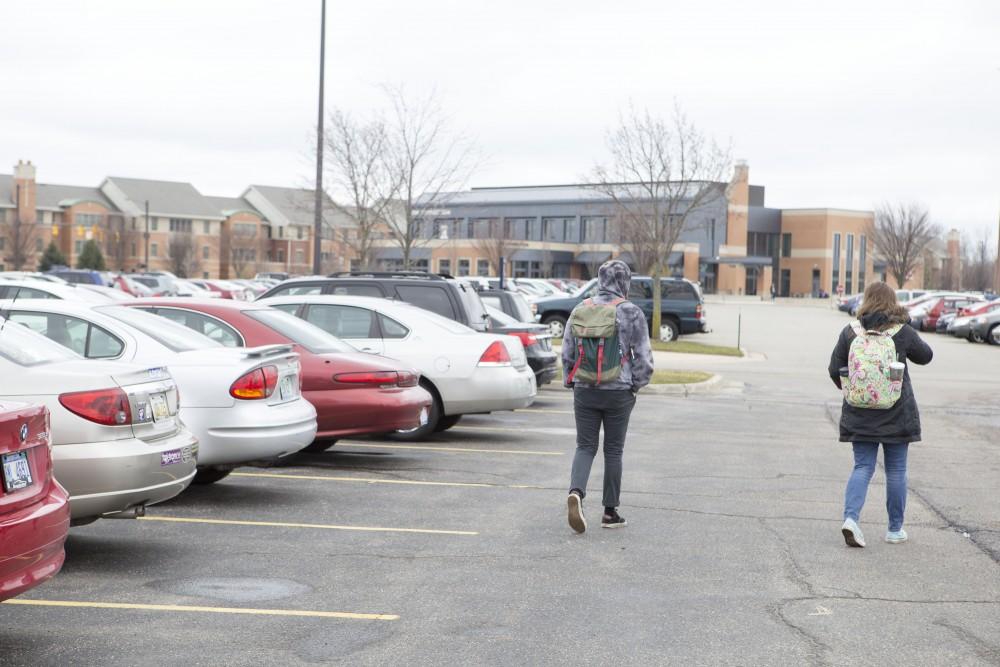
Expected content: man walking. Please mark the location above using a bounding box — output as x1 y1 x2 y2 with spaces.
563 260 653 533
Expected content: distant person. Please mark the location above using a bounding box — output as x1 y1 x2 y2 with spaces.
563 260 653 533
769 283 777 301
828 282 933 547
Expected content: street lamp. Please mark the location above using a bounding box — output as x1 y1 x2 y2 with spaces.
312 0 326 275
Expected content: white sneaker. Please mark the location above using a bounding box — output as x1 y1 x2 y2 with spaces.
567 492 586 534
885 529 908 544
842 518 866 548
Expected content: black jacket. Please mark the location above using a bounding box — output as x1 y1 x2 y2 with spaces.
828 316 933 443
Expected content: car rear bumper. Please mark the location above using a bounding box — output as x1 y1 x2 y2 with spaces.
0 480 70 601
310 385 433 440
181 399 318 467
54 430 199 520
527 354 558 386
443 366 537 415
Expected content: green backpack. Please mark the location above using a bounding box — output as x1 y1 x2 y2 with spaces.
566 298 625 385
844 320 905 409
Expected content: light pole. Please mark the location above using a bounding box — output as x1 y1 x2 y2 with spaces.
144 200 150 270
312 0 326 275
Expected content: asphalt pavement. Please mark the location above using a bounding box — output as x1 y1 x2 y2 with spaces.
1 300 997 666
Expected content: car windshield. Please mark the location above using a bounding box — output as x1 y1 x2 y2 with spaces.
455 281 489 329
246 308 355 353
486 304 519 326
509 293 536 322
132 276 159 288
573 279 597 298
0 316 80 366
95 305 222 352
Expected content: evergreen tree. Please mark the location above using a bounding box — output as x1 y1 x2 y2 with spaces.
76 240 107 271
38 242 68 272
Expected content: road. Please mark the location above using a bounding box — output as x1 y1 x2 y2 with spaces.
0 300 997 666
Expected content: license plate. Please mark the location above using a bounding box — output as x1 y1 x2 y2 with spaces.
278 375 297 400
150 393 169 421
2 451 32 493
419 407 429 426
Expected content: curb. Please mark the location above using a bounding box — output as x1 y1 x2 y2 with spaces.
642 373 723 397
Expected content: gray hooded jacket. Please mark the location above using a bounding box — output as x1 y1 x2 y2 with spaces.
562 260 654 392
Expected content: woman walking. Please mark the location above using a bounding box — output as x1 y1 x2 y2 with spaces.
828 282 933 547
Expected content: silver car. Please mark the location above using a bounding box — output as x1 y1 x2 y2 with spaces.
0 317 197 524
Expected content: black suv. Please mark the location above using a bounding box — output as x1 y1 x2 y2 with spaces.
257 272 492 332
534 276 708 342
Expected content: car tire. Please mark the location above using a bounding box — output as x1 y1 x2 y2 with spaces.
193 467 232 485
988 325 1000 346
389 385 442 442
301 439 337 453
435 414 462 432
543 315 567 339
659 319 680 343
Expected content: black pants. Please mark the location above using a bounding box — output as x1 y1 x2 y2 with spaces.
569 388 636 508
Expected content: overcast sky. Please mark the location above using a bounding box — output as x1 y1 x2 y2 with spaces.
2 1 998 240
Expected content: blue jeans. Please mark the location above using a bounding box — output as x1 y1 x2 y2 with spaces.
843 442 909 532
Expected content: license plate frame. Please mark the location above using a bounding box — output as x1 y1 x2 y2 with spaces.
278 375 297 400
1 451 32 493
149 393 170 421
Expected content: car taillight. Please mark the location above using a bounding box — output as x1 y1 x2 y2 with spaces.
334 371 399 388
396 370 419 387
509 332 538 348
59 388 132 426
478 341 512 366
696 304 704 320
230 365 279 399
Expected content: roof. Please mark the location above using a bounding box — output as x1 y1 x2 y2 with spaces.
101 177 225 220
243 185 342 228
204 196 264 219
420 181 726 208
0 175 116 211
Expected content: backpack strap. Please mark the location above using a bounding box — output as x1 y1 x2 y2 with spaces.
567 341 585 383
849 320 865 338
883 323 904 337
596 338 605 384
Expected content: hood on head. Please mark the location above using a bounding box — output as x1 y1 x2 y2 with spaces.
597 260 631 299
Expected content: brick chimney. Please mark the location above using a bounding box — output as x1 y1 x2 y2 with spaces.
13 160 37 224
946 228 961 290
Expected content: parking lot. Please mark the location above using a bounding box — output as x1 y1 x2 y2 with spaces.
2 301 998 666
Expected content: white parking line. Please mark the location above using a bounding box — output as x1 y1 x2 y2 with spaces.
3 598 398 621
137 515 478 536
231 471 544 490
337 441 562 455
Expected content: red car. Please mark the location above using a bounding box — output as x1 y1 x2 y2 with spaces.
0 402 70 601
922 295 983 331
191 280 253 301
123 299 432 449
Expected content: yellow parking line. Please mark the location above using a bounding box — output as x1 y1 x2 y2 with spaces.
338 441 561 456
137 515 477 536
231 471 543 490
2 598 397 621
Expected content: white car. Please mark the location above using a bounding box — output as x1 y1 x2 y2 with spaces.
174 279 220 298
0 279 114 303
80 284 136 301
0 316 198 523
258 294 537 434
0 300 318 484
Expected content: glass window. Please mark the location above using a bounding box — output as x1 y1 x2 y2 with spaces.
458 259 470 277
269 303 300 315
542 218 567 242
582 217 607 243
438 258 451 275
204 221 211 234
378 314 409 339
96 306 221 352
781 233 792 258
272 283 323 296
148 308 243 347
202 246 210 259
832 233 842 294
304 305 375 339
330 284 384 297
476 259 490 277
394 285 456 320
169 218 193 233
509 293 534 322
245 308 354 353
628 280 652 299
0 317 79 366
481 295 501 310
662 280 697 300
845 234 855 295
858 235 867 292
7 312 123 359
151 242 159 257
3 286 57 299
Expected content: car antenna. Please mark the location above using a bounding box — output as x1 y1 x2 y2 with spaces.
0 286 20 334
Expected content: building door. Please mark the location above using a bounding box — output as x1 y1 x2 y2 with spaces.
811 269 821 297
780 269 791 297
745 267 758 296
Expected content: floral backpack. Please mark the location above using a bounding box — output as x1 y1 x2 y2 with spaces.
844 320 904 409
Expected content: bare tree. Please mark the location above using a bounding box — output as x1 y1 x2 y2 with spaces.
324 110 400 271
4 204 40 271
592 105 730 335
868 202 941 289
103 214 141 272
961 227 996 292
229 228 264 279
381 86 478 269
471 219 519 275
168 234 201 278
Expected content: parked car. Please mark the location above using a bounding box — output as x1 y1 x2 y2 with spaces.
108 274 153 297
190 279 253 301
0 272 68 284
0 301 318 484
477 289 538 323
896 289 928 304
0 279 114 303
46 268 105 286
256 294 537 436
256 272 289 282
969 308 1000 345
935 312 956 334
0 402 70 601
79 284 135 302
130 274 177 296
920 295 984 332
0 318 197 523
534 276 708 341
173 279 220 298
121 299 433 446
259 272 492 333
949 301 1000 342
484 304 557 386
230 279 269 297
837 294 863 315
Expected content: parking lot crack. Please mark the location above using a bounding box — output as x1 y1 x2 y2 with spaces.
933 620 1000 661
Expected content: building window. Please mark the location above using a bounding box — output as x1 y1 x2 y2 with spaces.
277 249 285 262
36 238 44 252
781 233 792 258
75 213 102 227
202 246 210 260
858 235 867 292
845 234 855 295
151 219 159 231
542 218 567 243
0 238 5 250
296 227 304 240
169 218 192 233
582 217 607 244
151 242 159 257
74 240 83 254
470 218 496 240
477 259 490 276
295 249 304 264
504 218 530 241
234 223 256 237
831 233 841 294
458 258 470 277
130 242 137 257
204 221 211 234
438 258 451 275
513 260 543 278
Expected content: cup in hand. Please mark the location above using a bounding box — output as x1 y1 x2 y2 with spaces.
889 362 904 382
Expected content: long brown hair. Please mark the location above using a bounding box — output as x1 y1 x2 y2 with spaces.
856 282 908 327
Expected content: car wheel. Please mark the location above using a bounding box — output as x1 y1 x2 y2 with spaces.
968 332 984 343
544 315 567 339
193 467 232 485
659 319 680 343
435 414 462 432
301 439 337 453
390 390 442 442
989 325 1000 346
